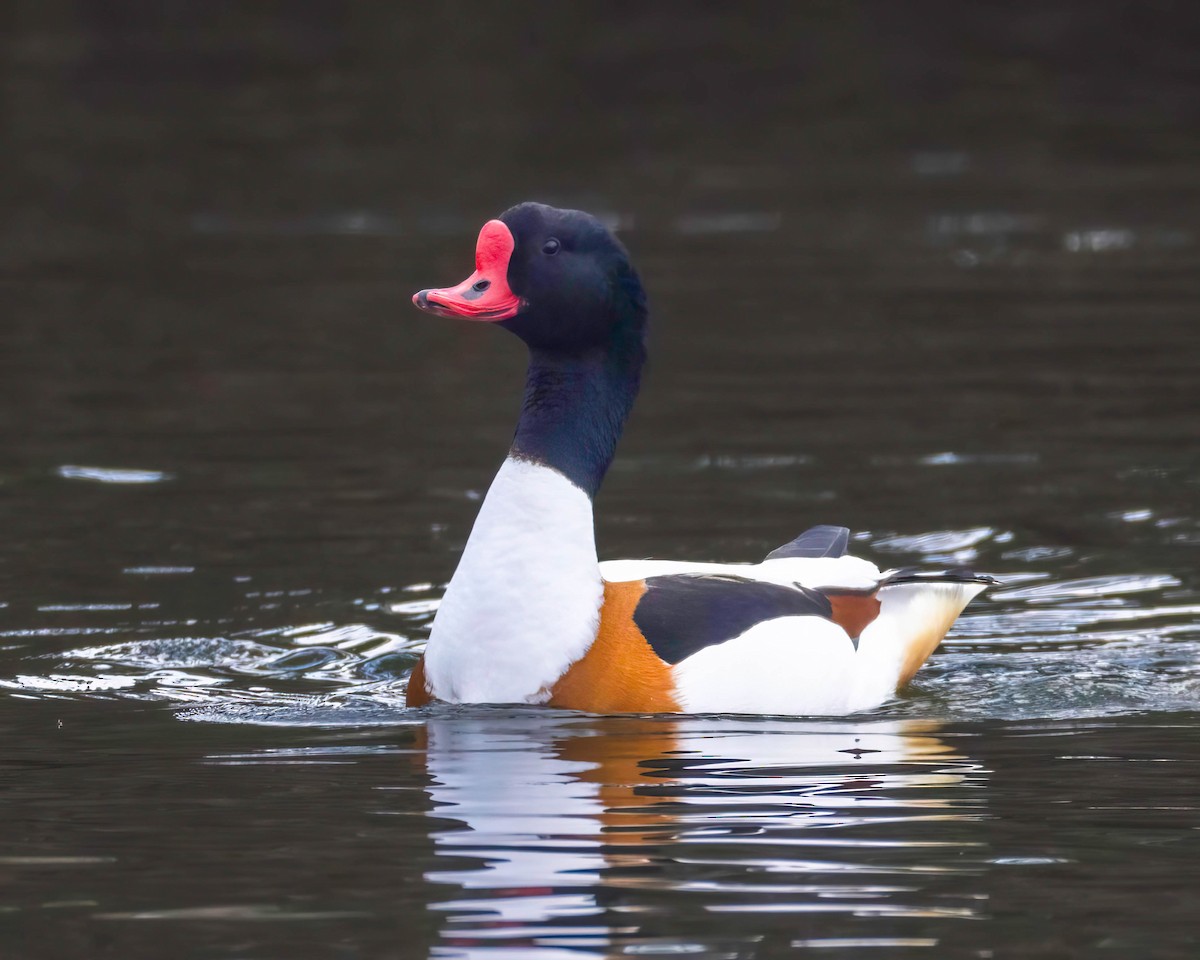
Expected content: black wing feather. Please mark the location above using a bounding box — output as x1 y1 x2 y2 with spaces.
633 575 833 665
765 525 850 561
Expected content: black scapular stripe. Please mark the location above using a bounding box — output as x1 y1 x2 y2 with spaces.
880 567 998 587
764 525 850 560
633 575 834 665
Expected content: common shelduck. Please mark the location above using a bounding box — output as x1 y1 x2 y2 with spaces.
406 202 992 715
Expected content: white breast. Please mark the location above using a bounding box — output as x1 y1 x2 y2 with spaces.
424 458 603 704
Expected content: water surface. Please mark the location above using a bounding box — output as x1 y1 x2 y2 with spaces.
3 5 1199 958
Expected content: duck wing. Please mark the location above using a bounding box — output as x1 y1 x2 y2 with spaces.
632 574 834 665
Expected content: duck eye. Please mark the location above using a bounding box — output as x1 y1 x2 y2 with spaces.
542 238 560 256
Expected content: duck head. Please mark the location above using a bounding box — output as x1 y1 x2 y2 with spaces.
413 202 647 355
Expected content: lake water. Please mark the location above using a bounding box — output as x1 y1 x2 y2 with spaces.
3 5 1199 958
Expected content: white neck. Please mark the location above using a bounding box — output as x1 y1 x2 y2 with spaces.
423 457 603 704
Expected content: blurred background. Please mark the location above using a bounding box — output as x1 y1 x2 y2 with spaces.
4 2 1198 599
2 3 1199 958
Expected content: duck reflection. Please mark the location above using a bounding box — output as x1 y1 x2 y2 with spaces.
418 711 987 958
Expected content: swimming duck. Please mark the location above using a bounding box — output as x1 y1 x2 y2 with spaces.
406 202 992 715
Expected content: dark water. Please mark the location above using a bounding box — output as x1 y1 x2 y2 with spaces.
4 4 1200 957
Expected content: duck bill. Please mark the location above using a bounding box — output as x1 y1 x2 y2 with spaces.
412 219 523 321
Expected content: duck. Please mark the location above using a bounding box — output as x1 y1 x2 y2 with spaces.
405 202 992 715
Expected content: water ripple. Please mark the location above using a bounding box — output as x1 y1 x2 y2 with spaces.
990 574 1181 602
0 521 1196 724
874 527 996 556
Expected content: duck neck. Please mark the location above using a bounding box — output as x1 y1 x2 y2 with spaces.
422 332 644 705
510 338 644 498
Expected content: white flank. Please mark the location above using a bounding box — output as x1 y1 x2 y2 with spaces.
673 616 860 715
670 577 988 717
424 458 603 704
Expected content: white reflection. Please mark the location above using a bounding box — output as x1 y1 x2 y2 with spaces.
56 465 170 484
420 713 985 958
1063 228 1136 253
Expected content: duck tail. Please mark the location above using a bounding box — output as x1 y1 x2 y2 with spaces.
850 569 995 708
